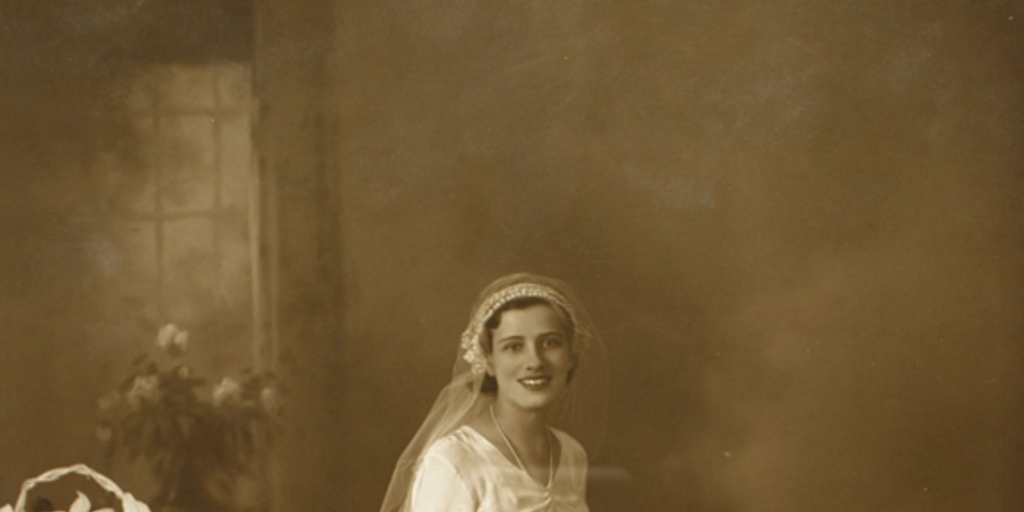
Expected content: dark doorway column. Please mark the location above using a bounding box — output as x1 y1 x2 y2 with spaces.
254 1 344 511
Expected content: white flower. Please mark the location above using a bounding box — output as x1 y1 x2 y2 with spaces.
96 390 121 411
260 386 281 415
63 492 115 512
155 323 179 350
121 493 151 512
69 491 91 512
213 377 243 407
126 374 162 408
155 323 189 356
172 329 189 354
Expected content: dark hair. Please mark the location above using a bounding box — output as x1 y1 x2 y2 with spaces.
479 297 576 394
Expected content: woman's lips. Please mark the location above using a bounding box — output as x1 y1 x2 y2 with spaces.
518 376 552 390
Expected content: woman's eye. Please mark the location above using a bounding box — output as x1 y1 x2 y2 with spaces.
543 336 565 348
503 342 523 352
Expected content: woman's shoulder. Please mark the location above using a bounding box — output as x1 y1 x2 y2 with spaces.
422 426 490 467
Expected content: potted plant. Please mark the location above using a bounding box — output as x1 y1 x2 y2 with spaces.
96 324 281 512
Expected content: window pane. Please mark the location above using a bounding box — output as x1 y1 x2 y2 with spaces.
159 115 217 211
216 63 252 111
163 218 217 324
107 221 160 321
159 64 217 111
220 113 252 210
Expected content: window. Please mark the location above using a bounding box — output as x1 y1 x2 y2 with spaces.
99 62 263 376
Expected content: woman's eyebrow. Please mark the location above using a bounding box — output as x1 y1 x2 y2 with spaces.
499 331 565 342
539 331 566 337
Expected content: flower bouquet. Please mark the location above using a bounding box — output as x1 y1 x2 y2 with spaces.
96 325 281 512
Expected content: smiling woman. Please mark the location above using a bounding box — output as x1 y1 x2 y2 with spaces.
379 274 608 512
487 300 574 396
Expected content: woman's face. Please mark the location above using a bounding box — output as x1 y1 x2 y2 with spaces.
487 302 575 413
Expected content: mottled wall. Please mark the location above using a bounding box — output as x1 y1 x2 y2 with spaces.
0 4 147 496
281 1 1024 511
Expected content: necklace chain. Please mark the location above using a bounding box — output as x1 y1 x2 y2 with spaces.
489 405 554 488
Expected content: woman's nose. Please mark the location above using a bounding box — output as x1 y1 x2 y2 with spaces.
524 342 545 369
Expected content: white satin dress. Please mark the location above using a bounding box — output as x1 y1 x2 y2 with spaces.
410 425 589 512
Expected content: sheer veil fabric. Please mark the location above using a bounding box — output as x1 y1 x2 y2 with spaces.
379 273 609 512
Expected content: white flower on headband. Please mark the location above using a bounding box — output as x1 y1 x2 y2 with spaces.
460 282 587 375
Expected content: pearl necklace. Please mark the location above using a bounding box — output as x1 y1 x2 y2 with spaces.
490 405 554 489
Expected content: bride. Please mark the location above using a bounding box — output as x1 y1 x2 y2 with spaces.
380 273 608 512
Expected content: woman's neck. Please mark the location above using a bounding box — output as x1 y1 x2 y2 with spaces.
485 399 556 485
491 400 549 441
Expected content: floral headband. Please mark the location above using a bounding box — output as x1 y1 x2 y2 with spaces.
460 282 587 375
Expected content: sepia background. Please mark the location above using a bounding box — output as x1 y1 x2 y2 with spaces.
1 1 1022 511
